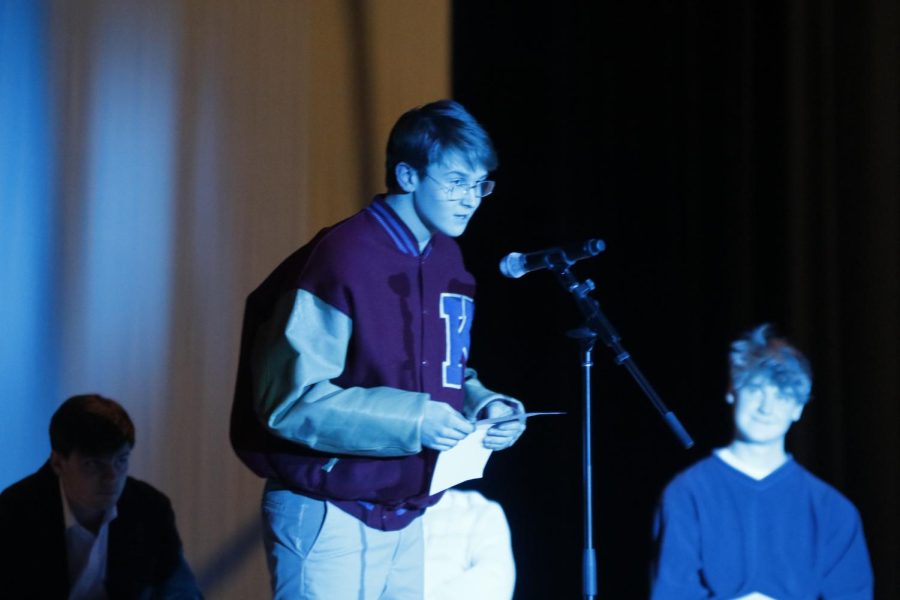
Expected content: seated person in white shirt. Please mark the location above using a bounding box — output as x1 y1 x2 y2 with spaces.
423 488 516 600
0 394 202 599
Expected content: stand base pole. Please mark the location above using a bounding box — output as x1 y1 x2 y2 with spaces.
583 547 597 598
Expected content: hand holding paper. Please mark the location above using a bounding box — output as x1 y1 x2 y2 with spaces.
481 399 525 451
429 411 565 494
429 423 492 495
421 401 475 451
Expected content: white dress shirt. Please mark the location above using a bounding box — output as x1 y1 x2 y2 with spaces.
60 482 117 600
423 489 516 600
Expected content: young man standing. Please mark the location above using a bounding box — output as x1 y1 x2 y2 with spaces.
651 324 873 599
230 100 526 599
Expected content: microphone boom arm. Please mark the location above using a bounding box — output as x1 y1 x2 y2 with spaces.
552 264 694 449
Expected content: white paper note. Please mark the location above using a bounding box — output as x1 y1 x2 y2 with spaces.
428 412 566 495
429 424 492 495
474 411 566 426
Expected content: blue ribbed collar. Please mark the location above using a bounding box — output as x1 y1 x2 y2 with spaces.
366 196 433 257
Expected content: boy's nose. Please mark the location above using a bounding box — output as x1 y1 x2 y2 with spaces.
757 395 775 413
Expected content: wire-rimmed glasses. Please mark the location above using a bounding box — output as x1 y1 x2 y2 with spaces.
426 174 496 201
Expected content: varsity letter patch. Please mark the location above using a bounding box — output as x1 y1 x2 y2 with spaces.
439 293 474 389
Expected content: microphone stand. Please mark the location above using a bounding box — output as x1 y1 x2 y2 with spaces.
548 261 693 600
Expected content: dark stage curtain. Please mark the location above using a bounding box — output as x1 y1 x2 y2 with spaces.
452 1 898 598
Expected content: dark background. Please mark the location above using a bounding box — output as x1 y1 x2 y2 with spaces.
451 2 899 598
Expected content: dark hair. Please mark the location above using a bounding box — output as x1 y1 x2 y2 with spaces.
729 324 813 404
49 394 135 456
385 99 498 192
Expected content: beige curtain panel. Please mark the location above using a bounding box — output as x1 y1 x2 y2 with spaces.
5 1 450 596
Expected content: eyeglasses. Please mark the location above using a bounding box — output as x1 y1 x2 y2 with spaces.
740 383 802 410
426 174 496 201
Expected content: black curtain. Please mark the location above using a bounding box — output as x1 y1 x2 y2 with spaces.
452 1 899 598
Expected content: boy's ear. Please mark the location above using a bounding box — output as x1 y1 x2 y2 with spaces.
395 162 419 193
725 392 735 405
49 450 65 475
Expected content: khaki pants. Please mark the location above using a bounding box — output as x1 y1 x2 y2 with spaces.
261 480 424 600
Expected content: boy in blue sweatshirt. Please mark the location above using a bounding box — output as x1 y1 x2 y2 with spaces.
651 324 873 600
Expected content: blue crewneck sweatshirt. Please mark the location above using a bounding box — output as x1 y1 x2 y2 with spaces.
651 455 873 600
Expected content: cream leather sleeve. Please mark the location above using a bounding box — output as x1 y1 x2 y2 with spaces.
251 289 429 457
462 368 524 420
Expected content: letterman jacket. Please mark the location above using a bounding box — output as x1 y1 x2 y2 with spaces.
230 196 519 531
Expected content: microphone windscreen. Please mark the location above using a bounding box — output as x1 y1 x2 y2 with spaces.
585 239 606 256
499 253 526 278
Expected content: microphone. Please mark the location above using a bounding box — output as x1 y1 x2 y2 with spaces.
499 239 606 279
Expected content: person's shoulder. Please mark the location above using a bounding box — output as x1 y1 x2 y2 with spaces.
250 207 376 301
0 465 61 538
668 454 720 486
119 476 174 514
659 454 722 501
1 472 36 502
300 206 390 272
262 205 372 271
791 462 862 516
316 200 409 253
0 463 55 506
313 209 369 247
791 462 842 496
